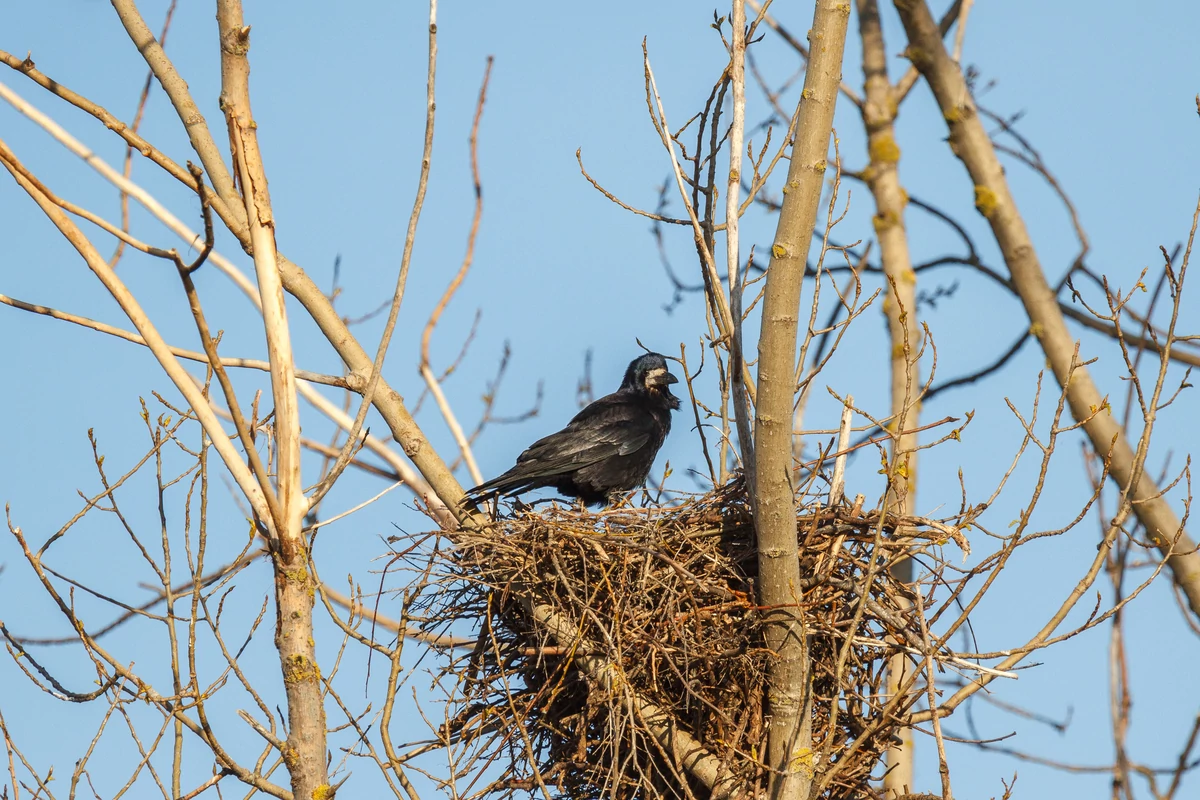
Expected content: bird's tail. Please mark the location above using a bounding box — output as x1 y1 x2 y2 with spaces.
461 469 528 507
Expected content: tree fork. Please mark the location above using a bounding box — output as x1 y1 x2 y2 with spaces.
215 3 329 796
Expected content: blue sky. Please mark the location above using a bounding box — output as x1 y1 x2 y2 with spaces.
2 1 1199 797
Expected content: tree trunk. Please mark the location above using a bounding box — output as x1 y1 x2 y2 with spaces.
216 3 329 796
752 3 851 799
856 1 921 794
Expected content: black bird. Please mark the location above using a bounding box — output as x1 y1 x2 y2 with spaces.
465 352 681 506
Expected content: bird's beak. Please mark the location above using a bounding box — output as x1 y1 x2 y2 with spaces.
645 368 679 388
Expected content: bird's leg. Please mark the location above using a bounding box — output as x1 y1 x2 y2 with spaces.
603 491 631 510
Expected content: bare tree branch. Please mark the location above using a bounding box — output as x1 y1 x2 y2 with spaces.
894 0 1200 620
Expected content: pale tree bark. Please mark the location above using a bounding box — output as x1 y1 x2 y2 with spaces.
727 0 756 479
856 1 920 794
0 142 273 530
893 0 1200 619
214 2 326 797
110 0 246 230
525 600 742 799
752 3 850 799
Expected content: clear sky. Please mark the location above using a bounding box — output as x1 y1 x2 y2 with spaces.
2 1 1199 798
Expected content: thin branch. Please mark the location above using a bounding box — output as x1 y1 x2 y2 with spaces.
307 0 438 510
727 0 756 479
0 136 274 530
0 293 348 388
895 0 1200 619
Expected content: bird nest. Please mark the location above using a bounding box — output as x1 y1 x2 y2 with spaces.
417 479 971 800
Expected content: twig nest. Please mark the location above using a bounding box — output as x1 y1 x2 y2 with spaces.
416 479 971 800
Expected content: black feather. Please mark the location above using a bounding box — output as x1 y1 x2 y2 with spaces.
465 352 681 506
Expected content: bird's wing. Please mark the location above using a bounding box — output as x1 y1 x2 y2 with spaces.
464 393 659 500
513 395 656 475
